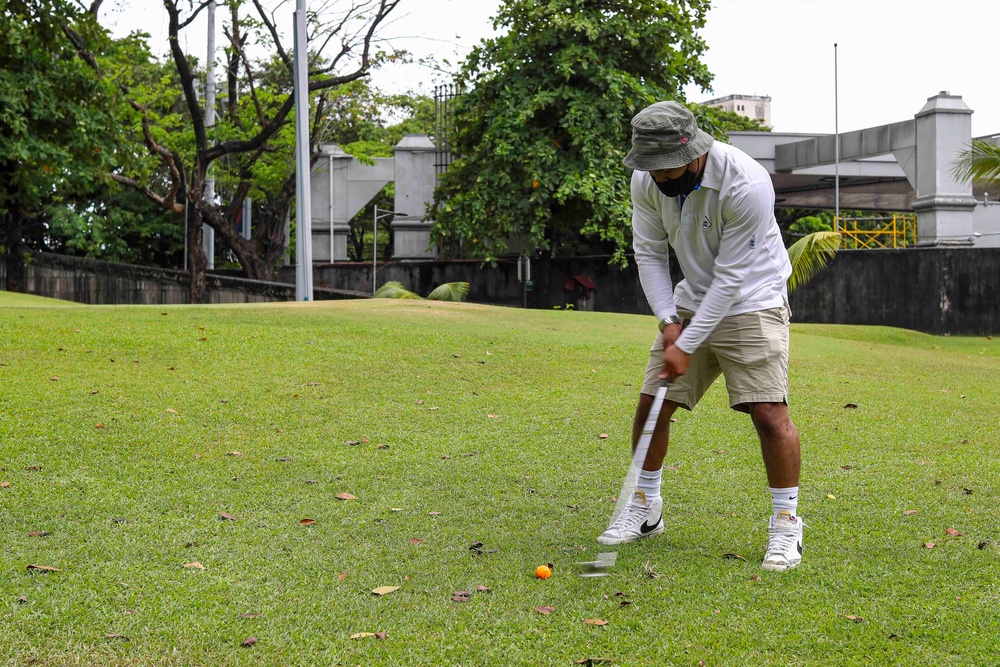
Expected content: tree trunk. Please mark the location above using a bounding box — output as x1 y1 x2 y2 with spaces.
5 210 24 293
187 201 208 303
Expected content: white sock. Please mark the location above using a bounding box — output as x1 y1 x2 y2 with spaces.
636 468 663 505
770 486 799 518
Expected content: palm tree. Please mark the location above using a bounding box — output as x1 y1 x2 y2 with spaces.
953 138 1000 186
786 231 842 292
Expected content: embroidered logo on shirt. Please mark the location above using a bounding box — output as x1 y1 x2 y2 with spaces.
701 216 712 230
749 236 757 249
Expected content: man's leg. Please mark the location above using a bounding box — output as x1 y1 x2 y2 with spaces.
750 401 803 571
749 402 800 489
632 393 681 471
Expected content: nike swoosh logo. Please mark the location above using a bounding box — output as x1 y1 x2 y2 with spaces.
640 518 661 534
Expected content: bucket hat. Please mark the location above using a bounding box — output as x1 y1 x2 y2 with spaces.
623 101 714 171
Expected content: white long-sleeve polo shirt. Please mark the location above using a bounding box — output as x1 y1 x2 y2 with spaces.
631 141 792 355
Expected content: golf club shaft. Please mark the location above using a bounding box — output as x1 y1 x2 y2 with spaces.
608 378 669 526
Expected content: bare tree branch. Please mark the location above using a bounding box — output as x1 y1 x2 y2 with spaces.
163 1 209 171
252 0 291 72
110 174 185 214
177 0 214 30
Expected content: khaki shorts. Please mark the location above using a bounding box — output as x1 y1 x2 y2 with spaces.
642 306 790 412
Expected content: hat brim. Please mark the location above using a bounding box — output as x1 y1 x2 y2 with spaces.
623 129 714 171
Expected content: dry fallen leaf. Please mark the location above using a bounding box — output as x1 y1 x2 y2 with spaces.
535 606 555 615
476 585 491 593
335 492 357 501
410 538 424 546
428 511 441 516
441 454 452 460
18 596 28 604
583 619 609 626
390 507 404 512
227 451 242 457
220 512 238 522
299 519 316 526
902 510 918 516
183 562 206 570
338 572 347 581
946 528 962 536
598 433 608 439
925 542 936 549
488 414 500 419
28 531 49 537
0 481 10 488
350 633 376 640
165 408 177 414
844 615 864 622
371 586 400 596
239 613 261 619
95 423 106 429
50 376 60 381
827 494 837 500
242 637 257 646
451 592 471 602
375 631 387 640
26 565 60 573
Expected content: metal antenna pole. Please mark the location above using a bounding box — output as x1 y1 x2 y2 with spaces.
834 43 840 232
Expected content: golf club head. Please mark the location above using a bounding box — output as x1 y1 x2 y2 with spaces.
577 551 617 577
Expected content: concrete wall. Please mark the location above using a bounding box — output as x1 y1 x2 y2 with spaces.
5 250 998 337
1 253 356 305
788 248 1000 335
315 249 999 336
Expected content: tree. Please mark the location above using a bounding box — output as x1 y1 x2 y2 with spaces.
430 0 714 265
66 0 402 301
0 0 119 291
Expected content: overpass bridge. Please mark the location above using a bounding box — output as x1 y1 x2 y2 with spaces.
726 91 1000 248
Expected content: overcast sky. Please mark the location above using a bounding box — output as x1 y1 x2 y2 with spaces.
105 0 1000 138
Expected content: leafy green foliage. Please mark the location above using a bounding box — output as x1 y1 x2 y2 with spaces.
787 231 841 292
373 280 422 299
953 138 1000 185
0 0 120 282
426 282 470 302
790 215 834 236
373 280 470 301
431 0 713 265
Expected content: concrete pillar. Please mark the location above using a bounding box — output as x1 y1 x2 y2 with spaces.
913 92 977 246
310 144 394 262
392 134 438 259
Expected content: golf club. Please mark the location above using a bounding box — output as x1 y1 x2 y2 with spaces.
607 377 669 527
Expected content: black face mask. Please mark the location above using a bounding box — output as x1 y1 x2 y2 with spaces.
654 167 702 198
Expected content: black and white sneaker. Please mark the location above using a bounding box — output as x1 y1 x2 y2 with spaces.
762 510 804 571
597 491 663 545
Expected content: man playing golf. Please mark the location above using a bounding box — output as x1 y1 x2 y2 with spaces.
598 101 803 572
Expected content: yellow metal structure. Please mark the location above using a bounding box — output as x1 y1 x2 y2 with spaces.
834 214 916 249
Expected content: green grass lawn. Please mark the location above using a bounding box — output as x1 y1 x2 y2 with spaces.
1 298 998 666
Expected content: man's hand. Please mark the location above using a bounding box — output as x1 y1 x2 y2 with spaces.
659 323 691 380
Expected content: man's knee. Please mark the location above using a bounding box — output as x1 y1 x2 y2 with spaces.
750 402 792 438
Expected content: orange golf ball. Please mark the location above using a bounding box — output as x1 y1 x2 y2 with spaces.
535 565 552 579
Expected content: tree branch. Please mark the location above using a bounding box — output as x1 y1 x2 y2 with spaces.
110 174 185 214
